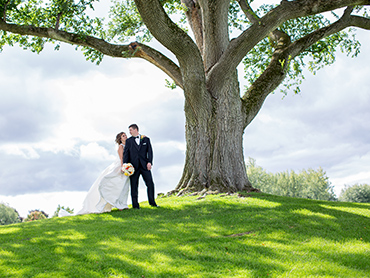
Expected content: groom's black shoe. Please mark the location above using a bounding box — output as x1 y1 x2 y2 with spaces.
151 205 160 208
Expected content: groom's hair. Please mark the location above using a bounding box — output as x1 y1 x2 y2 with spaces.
129 124 139 131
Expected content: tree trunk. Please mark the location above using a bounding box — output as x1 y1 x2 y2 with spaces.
175 70 254 194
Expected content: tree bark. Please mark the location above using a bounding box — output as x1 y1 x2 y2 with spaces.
176 69 254 194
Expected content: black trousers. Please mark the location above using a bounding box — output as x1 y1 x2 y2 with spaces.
129 166 156 208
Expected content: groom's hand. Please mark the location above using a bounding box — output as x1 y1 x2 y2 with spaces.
147 163 152 171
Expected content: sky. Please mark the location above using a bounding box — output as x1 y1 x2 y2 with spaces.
1 2 369 218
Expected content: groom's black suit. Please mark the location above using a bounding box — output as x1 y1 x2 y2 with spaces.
122 135 157 208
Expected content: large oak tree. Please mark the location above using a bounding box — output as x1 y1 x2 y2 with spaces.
1 0 369 194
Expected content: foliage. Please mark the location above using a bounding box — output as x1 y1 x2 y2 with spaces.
24 209 48 222
0 0 106 62
107 0 188 44
0 195 369 277
242 4 361 95
0 0 22 19
339 183 370 203
0 203 22 225
1 1 366 96
246 157 337 201
53 204 74 217
107 0 151 44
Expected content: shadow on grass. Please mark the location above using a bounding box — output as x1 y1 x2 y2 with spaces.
0 193 369 277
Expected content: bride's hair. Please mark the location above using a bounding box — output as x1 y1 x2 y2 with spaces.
115 132 125 144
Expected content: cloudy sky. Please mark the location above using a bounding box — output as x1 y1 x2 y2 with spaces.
1 2 369 218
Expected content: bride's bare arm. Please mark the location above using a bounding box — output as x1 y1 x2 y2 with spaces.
118 145 124 166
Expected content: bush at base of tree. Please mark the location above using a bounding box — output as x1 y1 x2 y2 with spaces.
339 184 370 203
24 210 49 222
246 158 337 201
0 203 22 225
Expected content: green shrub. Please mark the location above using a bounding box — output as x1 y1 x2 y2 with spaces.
339 183 370 203
0 203 22 225
24 210 48 222
246 157 337 201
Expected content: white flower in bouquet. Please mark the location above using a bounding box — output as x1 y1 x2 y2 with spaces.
122 163 135 176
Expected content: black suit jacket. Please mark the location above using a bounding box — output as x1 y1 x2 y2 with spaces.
122 136 153 170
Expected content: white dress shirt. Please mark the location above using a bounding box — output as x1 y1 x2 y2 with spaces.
135 134 140 145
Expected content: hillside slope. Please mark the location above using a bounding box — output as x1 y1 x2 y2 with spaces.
1 193 369 277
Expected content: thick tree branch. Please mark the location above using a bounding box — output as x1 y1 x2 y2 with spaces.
134 0 203 68
348 14 370 29
0 20 183 88
199 0 230 72
181 0 204 54
237 0 259 25
241 49 288 128
286 6 356 58
269 29 291 50
134 0 210 121
208 0 370 89
238 0 292 51
129 42 184 89
242 6 370 127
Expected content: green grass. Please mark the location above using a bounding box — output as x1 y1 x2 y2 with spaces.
1 193 369 277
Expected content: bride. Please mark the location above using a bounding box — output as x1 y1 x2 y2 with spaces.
59 132 130 216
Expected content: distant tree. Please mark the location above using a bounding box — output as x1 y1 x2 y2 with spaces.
0 203 22 225
24 210 49 222
246 158 337 201
53 204 74 217
246 157 275 192
274 170 301 198
299 168 337 201
339 183 370 203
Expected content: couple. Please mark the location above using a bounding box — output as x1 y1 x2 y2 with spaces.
59 124 157 217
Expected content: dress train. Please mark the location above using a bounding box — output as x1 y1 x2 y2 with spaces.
59 158 130 217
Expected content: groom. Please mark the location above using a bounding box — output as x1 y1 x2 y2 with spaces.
122 124 158 209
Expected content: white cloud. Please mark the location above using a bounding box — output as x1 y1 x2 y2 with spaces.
80 142 116 161
0 144 40 159
156 164 184 193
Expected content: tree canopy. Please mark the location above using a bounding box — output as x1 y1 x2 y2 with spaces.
1 1 369 93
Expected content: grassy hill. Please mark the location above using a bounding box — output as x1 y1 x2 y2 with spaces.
0 193 369 277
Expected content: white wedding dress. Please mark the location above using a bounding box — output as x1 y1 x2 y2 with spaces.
59 144 130 217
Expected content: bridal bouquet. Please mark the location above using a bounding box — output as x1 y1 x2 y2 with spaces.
121 163 135 176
